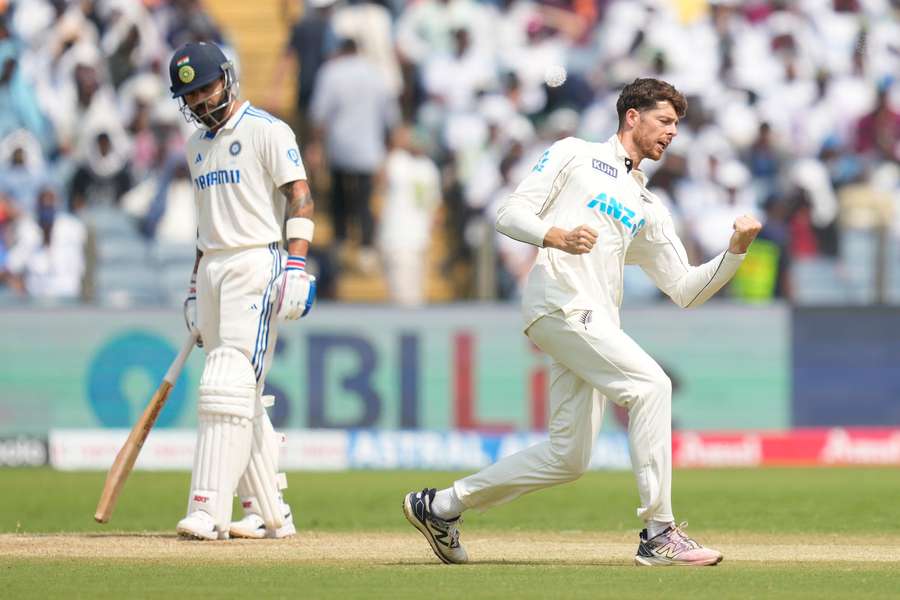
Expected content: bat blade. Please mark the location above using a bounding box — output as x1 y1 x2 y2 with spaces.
93 380 173 523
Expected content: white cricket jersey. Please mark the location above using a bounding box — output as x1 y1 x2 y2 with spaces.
496 134 746 329
186 101 307 252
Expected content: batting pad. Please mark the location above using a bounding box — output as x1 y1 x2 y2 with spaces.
188 347 256 531
197 347 257 420
237 399 288 530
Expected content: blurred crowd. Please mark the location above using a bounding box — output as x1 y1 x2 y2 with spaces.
1 0 899 307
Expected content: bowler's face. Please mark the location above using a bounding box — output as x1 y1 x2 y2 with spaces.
633 102 679 161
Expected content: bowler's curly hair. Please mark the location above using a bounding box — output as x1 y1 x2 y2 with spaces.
616 78 687 129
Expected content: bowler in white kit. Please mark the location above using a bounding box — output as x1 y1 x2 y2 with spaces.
404 78 762 566
168 41 317 540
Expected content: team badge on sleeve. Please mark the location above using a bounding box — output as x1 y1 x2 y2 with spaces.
287 148 300 166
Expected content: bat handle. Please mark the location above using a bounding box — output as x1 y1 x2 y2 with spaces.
164 331 199 385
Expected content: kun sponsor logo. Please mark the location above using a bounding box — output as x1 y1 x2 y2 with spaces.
194 169 241 190
592 159 618 178
586 192 645 237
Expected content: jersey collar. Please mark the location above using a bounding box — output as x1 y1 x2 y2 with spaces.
203 101 251 139
608 134 648 188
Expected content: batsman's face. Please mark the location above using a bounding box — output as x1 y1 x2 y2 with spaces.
184 78 227 129
633 102 678 161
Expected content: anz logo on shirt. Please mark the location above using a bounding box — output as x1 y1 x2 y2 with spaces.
194 169 241 190
586 192 646 237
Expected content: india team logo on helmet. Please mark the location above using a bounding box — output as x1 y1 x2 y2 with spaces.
178 65 195 83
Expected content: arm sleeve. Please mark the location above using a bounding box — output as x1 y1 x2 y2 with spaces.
258 121 307 188
625 210 745 308
495 137 578 247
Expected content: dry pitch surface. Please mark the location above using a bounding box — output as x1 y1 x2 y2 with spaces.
3 531 898 565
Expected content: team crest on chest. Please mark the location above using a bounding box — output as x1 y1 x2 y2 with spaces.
229 141 242 156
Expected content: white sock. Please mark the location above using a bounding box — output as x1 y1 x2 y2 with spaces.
647 520 673 538
431 487 465 520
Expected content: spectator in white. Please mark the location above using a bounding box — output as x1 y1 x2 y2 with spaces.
46 53 123 156
333 0 402 98
3 185 86 299
119 73 167 180
69 129 132 212
14 0 99 88
310 37 398 269
423 27 496 113
396 0 495 66
691 160 760 260
101 1 166 89
377 125 441 306
0 129 47 216
500 15 568 115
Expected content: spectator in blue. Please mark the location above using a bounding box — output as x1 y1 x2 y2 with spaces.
268 0 339 141
0 130 47 216
0 36 55 156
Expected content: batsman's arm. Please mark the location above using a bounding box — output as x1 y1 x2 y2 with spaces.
281 179 315 258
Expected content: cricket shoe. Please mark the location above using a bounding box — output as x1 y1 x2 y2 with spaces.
230 508 296 539
177 510 229 541
634 522 723 566
403 488 468 564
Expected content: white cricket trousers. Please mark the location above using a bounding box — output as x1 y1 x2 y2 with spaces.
454 309 674 524
197 242 283 388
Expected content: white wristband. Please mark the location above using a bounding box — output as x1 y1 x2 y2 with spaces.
286 217 315 242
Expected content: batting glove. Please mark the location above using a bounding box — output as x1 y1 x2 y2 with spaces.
273 255 316 320
183 273 203 347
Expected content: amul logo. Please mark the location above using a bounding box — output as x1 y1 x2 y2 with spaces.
586 193 646 237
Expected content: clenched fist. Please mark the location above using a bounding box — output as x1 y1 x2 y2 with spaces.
728 215 762 254
545 224 598 255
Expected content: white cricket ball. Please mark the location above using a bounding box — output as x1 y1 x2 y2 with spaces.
544 65 567 88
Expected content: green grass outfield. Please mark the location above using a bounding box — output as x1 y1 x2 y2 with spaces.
2 468 899 598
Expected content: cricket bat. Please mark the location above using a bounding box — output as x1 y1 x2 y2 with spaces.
94 332 198 523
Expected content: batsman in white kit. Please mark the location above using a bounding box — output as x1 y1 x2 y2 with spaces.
403 78 762 566
167 42 317 540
